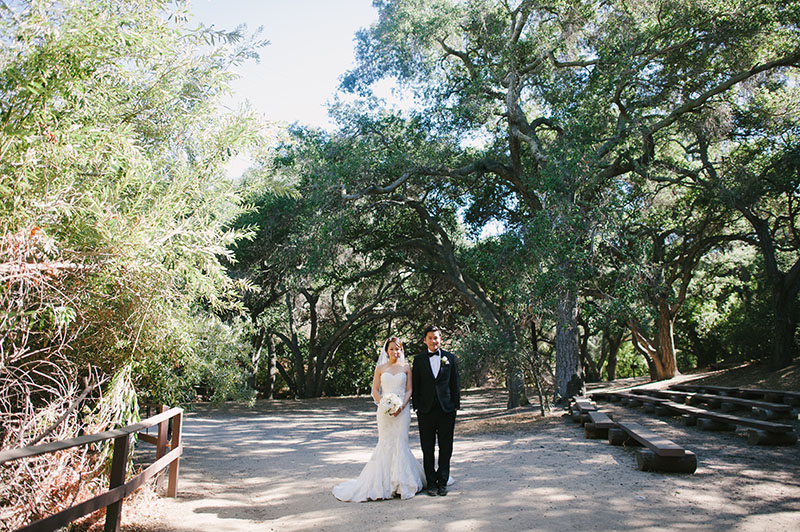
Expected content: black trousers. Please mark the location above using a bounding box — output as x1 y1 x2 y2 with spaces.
417 401 456 488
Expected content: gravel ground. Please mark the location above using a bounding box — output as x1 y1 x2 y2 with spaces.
125 378 800 532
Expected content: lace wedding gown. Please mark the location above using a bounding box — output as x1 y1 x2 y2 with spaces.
332 372 426 501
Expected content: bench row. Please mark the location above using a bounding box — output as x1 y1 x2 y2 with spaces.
632 388 797 420
668 384 800 406
568 397 697 473
594 391 798 446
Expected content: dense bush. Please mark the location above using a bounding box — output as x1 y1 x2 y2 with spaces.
0 1 271 527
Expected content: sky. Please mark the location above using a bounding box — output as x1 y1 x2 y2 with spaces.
191 1 504 238
190 0 383 130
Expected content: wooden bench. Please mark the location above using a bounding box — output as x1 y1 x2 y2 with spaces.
634 389 796 420
691 393 793 419
569 397 598 424
606 391 639 406
584 410 616 439
657 400 798 445
669 384 800 406
608 421 697 473
587 391 611 402
670 384 737 395
602 390 797 445
610 391 666 413
738 388 800 406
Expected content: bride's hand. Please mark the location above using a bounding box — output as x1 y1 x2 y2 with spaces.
392 405 405 416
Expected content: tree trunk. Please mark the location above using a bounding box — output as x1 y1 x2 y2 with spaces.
604 328 622 381
302 291 320 398
771 284 798 370
249 327 265 392
555 289 583 403
578 314 600 382
265 333 276 400
313 346 334 398
405 200 527 408
274 343 297 398
738 211 800 370
305 351 317 398
628 299 679 381
529 318 548 416
500 326 527 408
285 293 305 397
629 324 657 376
506 367 527 408
654 298 679 379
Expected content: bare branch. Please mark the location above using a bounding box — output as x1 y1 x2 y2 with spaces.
548 50 598 69
342 169 416 200
439 38 477 79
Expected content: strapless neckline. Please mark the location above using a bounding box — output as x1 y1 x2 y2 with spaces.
381 371 406 395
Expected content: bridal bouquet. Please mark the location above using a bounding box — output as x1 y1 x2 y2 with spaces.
379 393 402 416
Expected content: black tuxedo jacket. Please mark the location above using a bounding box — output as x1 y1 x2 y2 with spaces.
412 349 460 414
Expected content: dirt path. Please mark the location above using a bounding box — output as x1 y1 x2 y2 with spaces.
139 387 800 532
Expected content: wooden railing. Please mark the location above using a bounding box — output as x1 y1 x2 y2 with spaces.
0 406 183 532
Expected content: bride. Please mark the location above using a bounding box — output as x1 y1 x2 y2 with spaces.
332 336 426 501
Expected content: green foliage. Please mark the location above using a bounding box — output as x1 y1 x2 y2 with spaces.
191 317 258 405
336 0 800 389
322 326 383 396
676 245 776 367
2 0 790 430
1 0 272 443
451 320 510 388
133 314 257 406
609 341 648 379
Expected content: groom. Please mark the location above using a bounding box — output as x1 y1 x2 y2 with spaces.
412 325 460 497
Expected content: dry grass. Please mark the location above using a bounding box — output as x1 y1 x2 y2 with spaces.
68 476 164 532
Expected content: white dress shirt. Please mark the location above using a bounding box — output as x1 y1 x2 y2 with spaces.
428 350 441 378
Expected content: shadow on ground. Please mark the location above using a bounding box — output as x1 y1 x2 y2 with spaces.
142 387 800 532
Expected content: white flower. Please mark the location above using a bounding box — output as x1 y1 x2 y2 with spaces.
441 356 450 366
379 393 402 415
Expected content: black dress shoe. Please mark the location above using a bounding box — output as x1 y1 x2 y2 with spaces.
426 486 438 496
437 485 448 496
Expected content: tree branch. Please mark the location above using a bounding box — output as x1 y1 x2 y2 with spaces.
547 49 598 69
650 51 800 135
439 38 477 80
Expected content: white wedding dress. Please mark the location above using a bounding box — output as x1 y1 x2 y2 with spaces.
332 372 426 501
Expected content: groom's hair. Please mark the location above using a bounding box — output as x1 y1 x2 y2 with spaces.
423 325 441 337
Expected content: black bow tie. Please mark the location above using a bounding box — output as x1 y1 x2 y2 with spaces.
428 351 439 357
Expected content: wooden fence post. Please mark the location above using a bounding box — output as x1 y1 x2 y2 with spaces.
157 405 168 460
167 410 182 497
104 433 131 532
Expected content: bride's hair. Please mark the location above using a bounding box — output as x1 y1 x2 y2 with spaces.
384 336 403 352
377 336 404 367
